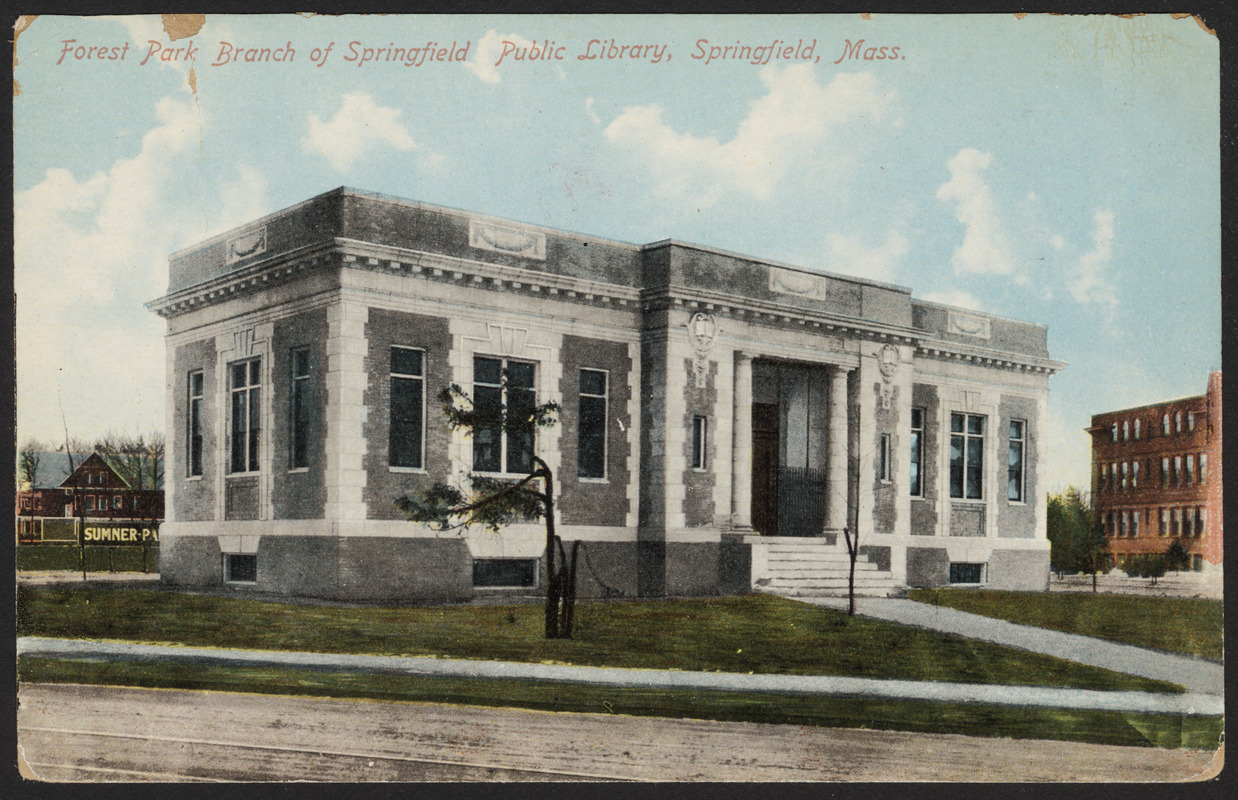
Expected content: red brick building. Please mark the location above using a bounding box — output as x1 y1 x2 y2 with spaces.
1089 372 1222 573
15 453 164 542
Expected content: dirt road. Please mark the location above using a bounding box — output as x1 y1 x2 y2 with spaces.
17 683 1220 782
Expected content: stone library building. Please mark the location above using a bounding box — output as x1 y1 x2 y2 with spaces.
147 188 1065 601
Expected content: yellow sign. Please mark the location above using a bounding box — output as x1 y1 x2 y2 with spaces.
81 525 159 545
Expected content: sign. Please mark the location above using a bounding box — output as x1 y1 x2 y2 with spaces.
81 523 160 546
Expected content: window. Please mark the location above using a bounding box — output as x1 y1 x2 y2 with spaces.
1163 414 1170 435
389 347 425 469
1122 420 1129 441
1111 423 1118 442
1132 461 1139 488
691 415 708 470
1131 511 1139 538
473 356 535 474
1192 555 1203 572
1007 419 1025 501
577 369 608 479
1110 463 1118 492
878 433 891 482
1172 508 1181 537
909 408 924 497
1134 418 1141 439
472 558 538 588
229 359 261 473
1175 411 1182 433
1200 454 1208 484
949 563 984 584
224 553 257 583
188 371 204 477
1199 507 1207 537
1188 412 1195 432
1174 456 1183 486
290 348 311 469
86 496 95 512
1120 511 1128 538
1121 461 1128 491
1185 508 1196 538
1186 455 1195 485
1161 457 1170 487
1159 508 1167 536
949 413 985 500
1108 511 1116 537
113 495 122 510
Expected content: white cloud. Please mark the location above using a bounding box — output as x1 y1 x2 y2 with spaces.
825 231 908 283
302 92 417 172
936 148 1015 276
1067 208 1118 311
465 30 533 84
921 289 984 311
15 96 268 444
604 66 892 206
585 97 600 125
1050 233 1066 250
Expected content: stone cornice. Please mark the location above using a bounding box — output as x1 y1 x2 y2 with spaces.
915 341 1066 375
148 237 641 318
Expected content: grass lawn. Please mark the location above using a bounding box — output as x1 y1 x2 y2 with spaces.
18 585 1179 693
906 589 1223 662
17 545 157 573
17 657 1223 750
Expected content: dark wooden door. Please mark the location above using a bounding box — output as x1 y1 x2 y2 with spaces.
751 403 779 536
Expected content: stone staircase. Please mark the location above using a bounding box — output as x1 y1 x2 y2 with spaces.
751 538 902 598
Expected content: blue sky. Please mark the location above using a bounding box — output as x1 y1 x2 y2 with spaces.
14 13 1220 490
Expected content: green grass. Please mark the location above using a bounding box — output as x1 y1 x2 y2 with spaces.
17 657 1223 750
17 585 1180 692
16 545 157 573
907 589 1224 661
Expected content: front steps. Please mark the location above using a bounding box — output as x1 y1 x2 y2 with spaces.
751 538 902 598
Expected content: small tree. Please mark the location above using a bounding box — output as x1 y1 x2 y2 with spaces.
1080 521 1112 593
18 439 44 490
1164 539 1191 574
396 382 579 639
1047 487 1092 575
95 432 166 490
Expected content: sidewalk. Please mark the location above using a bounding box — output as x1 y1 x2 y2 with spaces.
800 597 1224 695
16 635 1222 717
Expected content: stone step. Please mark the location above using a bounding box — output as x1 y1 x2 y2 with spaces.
756 585 895 598
765 577 896 589
765 565 884 575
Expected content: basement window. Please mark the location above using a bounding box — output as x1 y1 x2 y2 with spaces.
473 558 538 588
948 562 984 584
224 553 257 584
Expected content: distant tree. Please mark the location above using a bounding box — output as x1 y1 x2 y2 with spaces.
94 432 165 490
1163 539 1192 574
1126 553 1167 585
395 381 577 639
1046 487 1092 575
1080 521 1112 593
18 439 45 489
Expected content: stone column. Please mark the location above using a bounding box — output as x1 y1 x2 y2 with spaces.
825 365 851 538
730 352 754 529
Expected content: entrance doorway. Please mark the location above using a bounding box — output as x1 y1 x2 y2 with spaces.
751 402 779 536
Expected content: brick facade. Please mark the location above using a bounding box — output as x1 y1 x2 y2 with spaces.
1090 372 1222 572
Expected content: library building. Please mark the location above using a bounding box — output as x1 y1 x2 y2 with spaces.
147 188 1065 601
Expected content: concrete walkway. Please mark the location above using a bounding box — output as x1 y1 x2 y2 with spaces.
16 636 1222 717
801 597 1224 695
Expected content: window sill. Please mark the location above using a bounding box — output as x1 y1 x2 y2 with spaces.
389 466 427 474
948 498 986 504
578 477 609 485
227 473 261 479
185 475 203 482
288 468 310 475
